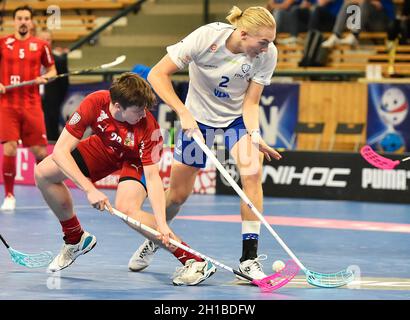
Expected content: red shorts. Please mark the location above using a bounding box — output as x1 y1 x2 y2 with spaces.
0 106 47 147
73 135 145 185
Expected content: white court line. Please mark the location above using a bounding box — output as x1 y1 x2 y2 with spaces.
6 205 91 211
182 200 335 206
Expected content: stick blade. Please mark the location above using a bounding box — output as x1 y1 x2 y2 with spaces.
9 247 53 268
360 145 400 170
306 268 355 288
252 260 300 293
100 55 127 69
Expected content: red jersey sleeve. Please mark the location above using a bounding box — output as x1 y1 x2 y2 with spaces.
65 91 103 139
40 42 54 68
139 112 163 166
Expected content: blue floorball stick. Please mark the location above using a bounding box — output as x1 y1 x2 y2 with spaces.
192 134 356 288
0 234 53 268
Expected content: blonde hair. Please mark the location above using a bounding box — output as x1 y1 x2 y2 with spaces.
226 6 276 35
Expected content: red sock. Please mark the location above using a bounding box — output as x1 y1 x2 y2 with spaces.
2 155 16 196
173 242 203 265
60 215 84 245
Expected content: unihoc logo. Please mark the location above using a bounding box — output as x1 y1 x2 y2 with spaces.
262 165 351 187
362 168 410 190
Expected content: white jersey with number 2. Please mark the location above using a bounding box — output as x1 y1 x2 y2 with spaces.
167 22 278 128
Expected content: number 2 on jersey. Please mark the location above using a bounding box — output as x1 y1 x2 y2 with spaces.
218 76 230 88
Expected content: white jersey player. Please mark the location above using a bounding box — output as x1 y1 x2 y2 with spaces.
129 6 282 281
167 21 277 127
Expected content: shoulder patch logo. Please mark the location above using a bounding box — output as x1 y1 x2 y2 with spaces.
69 112 81 125
29 43 38 51
209 44 217 53
124 131 135 147
241 64 251 73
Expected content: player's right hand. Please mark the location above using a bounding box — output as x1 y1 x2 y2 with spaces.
86 188 112 212
157 223 178 247
0 83 6 94
180 111 204 141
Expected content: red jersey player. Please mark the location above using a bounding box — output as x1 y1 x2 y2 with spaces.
0 5 56 211
34 73 216 285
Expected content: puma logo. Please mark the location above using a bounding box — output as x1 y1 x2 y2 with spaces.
177 253 187 260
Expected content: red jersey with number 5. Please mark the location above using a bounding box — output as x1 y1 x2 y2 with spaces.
65 90 163 167
0 35 54 109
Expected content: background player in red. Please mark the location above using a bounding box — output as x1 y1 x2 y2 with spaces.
34 73 216 286
0 5 56 211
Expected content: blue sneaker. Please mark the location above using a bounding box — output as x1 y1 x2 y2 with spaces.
172 259 216 286
48 231 97 272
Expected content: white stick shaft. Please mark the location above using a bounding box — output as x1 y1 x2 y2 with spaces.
401 157 410 162
3 56 126 92
101 55 126 69
5 80 37 90
110 207 234 273
192 134 306 271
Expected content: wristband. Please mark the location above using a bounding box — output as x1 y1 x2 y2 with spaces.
249 129 261 143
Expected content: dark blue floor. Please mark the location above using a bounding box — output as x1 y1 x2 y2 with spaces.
1 186 409 300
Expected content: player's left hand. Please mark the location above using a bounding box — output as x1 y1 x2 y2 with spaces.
35 76 48 85
253 137 282 161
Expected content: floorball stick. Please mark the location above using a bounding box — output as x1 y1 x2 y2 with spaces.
0 233 53 268
360 145 410 170
109 207 299 292
192 133 355 288
3 55 126 91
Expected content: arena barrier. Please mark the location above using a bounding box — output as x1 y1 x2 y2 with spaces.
215 150 410 204
0 145 217 195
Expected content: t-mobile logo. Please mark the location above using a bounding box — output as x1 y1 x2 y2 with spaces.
15 149 29 181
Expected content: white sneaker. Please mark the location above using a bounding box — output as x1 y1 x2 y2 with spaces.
1 195 16 211
48 231 97 272
172 259 216 286
322 34 341 48
128 239 159 272
340 34 359 47
237 254 268 281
